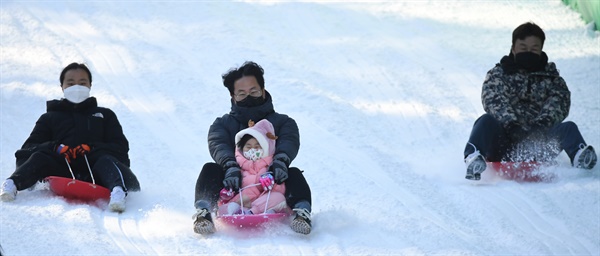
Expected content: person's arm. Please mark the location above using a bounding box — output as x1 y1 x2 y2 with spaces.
15 114 57 166
530 66 570 128
208 116 237 168
19 114 56 151
272 116 300 162
267 115 300 184
481 66 519 128
89 109 130 165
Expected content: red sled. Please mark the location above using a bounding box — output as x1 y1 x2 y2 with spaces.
45 176 110 201
217 213 289 228
488 162 555 182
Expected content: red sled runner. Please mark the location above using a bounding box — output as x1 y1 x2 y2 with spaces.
45 156 110 202
488 161 555 182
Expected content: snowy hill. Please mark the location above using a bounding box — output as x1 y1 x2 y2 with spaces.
1 1 599 255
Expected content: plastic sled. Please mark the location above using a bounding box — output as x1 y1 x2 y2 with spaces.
488 162 555 182
45 176 110 201
217 213 289 228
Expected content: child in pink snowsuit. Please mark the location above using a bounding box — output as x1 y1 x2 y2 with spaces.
218 119 288 215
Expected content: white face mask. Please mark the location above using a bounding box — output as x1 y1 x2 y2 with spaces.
243 148 264 161
63 85 90 104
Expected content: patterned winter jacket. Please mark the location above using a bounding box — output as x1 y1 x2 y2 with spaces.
481 53 570 131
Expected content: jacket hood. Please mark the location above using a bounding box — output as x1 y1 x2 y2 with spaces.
47 97 98 112
235 119 278 156
229 91 275 124
499 51 554 75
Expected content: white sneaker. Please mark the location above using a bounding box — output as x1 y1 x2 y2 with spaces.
1 179 17 202
108 186 126 213
574 144 597 169
465 151 487 180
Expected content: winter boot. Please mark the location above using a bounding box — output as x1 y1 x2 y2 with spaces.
291 208 311 235
108 186 126 213
0 179 17 202
193 208 215 235
574 144 597 169
465 151 486 180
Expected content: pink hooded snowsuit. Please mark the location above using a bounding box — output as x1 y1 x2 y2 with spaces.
218 119 287 215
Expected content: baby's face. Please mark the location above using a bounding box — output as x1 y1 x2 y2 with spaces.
243 138 262 152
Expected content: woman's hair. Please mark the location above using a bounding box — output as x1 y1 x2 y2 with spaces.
237 134 256 150
222 61 265 95
59 62 92 85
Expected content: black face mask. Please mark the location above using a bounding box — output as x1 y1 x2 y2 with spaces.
236 95 265 108
514 52 542 71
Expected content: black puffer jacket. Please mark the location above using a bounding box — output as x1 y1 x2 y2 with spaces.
15 97 130 166
208 91 300 169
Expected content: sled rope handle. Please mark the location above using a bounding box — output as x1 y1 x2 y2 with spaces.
237 182 273 215
64 158 76 180
238 183 260 216
63 155 97 185
263 189 271 214
84 155 96 185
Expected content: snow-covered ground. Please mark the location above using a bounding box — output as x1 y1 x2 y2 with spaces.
1 1 599 255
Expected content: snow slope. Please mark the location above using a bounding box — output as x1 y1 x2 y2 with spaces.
1 1 599 255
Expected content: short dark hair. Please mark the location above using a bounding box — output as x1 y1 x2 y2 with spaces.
222 61 265 95
512 22 545 47
59 62 92 85
237 134 256 150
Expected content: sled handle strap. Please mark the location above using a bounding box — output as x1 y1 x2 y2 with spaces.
240 183 261 190
263 189 271 214
238 187 244 215
83 154 96 184
64 158 76 180
237 183 262 216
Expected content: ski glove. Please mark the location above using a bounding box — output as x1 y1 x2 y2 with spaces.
56 144 75 162
223 161 242 191
259 173 275 191
269 153 290 184
73 144 91 157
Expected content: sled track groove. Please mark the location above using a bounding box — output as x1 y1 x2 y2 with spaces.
484 187 591 254
103 211 159 255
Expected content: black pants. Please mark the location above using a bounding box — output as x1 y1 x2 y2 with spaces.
464 114 587 163
10 151 140 192
194 162 312 211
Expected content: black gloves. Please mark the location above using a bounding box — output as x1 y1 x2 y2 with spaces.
269 153 290 184
222 161 241 190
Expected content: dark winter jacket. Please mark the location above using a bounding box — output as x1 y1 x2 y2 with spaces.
208 91 300 169
481 52 570 131
15 97 130 167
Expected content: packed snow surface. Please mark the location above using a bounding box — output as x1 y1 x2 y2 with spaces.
1 1 599 255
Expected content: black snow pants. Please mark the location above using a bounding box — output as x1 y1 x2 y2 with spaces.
194 162 312 211
464 113 587 163
10 151 140 192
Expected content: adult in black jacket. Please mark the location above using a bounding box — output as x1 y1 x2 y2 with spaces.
193 61 312 235
0 63 140 212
